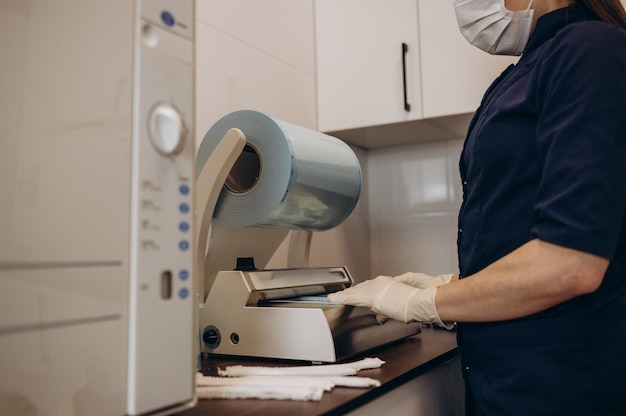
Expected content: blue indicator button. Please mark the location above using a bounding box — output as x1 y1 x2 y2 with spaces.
161 11 175 27
179 270 189 281
179 221 189 232
179 203 189 214
179 184 190 195
179 240 189 251
179 288 189 299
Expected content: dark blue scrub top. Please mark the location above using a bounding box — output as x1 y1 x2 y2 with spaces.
456 6 626 415
458 4 626 318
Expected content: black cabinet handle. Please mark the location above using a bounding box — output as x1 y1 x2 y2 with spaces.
402 42 411 112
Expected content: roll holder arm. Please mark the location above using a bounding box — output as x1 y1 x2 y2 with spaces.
194 128 246 301
195 128 314 304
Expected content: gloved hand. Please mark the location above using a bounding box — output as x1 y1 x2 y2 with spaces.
394 272 454 288
327 275 454 329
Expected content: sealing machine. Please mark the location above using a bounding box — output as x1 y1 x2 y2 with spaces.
195 118 421 363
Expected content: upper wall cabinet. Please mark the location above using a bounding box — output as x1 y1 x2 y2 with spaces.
315 0 422 133
315 0 514 134
417 1 513 119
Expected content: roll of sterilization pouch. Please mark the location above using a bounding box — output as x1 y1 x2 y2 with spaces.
196 110 362 231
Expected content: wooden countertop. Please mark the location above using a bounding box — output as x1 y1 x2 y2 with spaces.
177 327 458 416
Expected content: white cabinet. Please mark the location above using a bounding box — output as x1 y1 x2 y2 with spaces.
315 0 422 132
315 0 514 135
418 0 513 119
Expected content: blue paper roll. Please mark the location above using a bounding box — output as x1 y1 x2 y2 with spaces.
196 110 362 231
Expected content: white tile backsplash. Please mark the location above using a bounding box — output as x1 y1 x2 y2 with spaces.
447 138 465 207
368 140 458 216
370 212 457 277
309 213 371 283
368 139 464 277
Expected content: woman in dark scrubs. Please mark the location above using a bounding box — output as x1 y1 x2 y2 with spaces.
329 1 626 414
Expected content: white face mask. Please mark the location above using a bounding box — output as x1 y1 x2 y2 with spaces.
454 0 535 56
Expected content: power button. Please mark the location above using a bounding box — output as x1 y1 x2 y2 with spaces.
148 103 186 157
161 11 175 27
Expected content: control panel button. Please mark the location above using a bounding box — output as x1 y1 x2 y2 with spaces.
148 103 186 156
179 270 189 281
161 11 175 27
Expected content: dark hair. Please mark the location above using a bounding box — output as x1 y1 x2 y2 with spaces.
576 0 626 30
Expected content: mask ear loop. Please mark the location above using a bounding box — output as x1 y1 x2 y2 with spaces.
527 0 535 10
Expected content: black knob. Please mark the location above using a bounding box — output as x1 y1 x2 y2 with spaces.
203 329 217 344
202 325 221 349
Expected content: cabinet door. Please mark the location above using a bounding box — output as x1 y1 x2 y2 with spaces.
315 0 422 132
418 0 514 118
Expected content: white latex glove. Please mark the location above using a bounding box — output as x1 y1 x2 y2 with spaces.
327 276 453 329
326 276 392 308
394 272 454 289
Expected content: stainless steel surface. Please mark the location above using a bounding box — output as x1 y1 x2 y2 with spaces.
324 304 421 361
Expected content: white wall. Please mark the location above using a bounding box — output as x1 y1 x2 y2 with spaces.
195 0 317 144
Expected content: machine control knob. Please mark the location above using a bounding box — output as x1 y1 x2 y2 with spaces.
202 325 221 349
148 103 186 156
